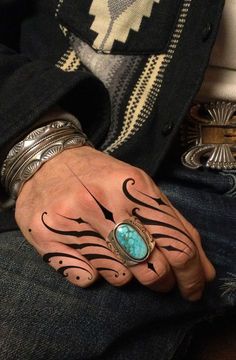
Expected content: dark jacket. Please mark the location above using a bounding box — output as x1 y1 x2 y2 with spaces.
0 0 224 231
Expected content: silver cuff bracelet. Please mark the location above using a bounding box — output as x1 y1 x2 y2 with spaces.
1 120 92 199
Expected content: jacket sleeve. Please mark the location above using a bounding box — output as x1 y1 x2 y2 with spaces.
0 0 109 157
0 0 110 200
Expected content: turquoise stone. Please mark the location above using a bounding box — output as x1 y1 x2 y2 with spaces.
115 224 148 260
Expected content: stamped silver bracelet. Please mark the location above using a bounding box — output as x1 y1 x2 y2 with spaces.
1 120 93 199
2 126 85 188
1 120 80 180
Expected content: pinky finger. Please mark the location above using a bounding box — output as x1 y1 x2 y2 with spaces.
161 193 216 282
40 242 99 287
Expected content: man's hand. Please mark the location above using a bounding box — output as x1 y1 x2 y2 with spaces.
15 147 215 301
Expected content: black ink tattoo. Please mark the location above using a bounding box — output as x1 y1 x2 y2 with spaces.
85 253 123 264
57 266 93 280
153 234 192 252
68 242 108 251
57 214 88 225
137 189 167 207
42 212 104 239
69 241 127 278
158 245 189 255
67 165 115 223
66 243 123 265
96 267 120 278
132 208 193 243
43 252 94 281
147 262 159 275
122 178 195 256
43 252 93 270
41 213 126 279
123 178 174 217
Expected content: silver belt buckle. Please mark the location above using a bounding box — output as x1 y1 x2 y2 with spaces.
181 101 236 170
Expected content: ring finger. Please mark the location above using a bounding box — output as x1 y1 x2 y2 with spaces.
92 211 176 292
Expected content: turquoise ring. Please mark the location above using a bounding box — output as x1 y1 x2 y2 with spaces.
107 217 155 267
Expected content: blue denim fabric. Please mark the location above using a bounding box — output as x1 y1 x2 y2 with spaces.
0 149 235 360
157 146 236 309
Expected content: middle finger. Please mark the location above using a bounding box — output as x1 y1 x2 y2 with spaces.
93 211 176 292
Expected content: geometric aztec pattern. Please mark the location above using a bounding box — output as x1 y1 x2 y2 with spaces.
89 0 160 52
70 34 142 148
56 0 192 154
56 46 81 72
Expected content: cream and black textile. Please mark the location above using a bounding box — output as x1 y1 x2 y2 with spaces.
0 0 224 231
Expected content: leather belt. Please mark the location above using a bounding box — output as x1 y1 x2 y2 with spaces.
181 101 236 170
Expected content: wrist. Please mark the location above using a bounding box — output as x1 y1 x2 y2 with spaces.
1 120 92 199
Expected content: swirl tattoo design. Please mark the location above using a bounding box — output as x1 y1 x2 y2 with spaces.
40 175 195 283
123 178 195 258
41 212 126 280
43 252 94 280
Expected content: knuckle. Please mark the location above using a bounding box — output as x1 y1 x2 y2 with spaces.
112 273 132 287
172 247 197 268
128 167 148 183
35 228 49 244
156 263 170 279
52 200 74 217
183 279 204 296
64 268 98 288
139 271 160 287
31 212 41 226
78 191 99 211
191 227 201 242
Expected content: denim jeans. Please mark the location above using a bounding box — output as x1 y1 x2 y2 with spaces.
0 147 235 360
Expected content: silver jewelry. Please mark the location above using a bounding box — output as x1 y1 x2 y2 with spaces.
1 120 92 199
181 101 236 170
107 217 155 267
